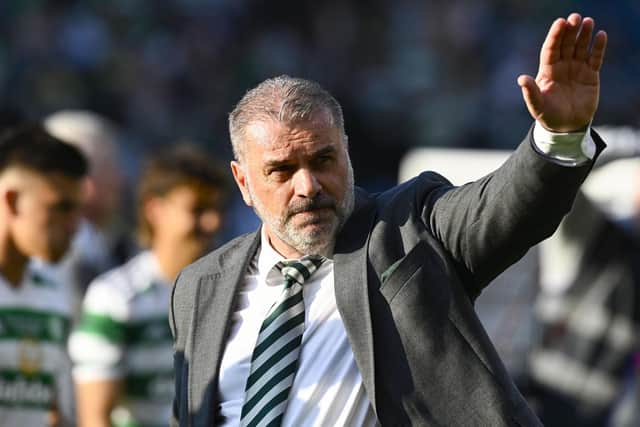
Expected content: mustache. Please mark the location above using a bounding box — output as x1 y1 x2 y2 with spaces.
286 194 337 217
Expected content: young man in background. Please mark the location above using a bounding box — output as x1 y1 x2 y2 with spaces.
69 143 230 427
0 125 88 426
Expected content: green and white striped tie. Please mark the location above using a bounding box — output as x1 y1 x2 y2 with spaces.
240 255 325 427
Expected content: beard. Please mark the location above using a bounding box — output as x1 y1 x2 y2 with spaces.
247 160 355 257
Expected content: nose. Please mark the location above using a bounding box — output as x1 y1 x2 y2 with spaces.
293 168 321 198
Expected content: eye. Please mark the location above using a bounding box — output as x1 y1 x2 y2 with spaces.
266 164 295 180
314 154 334 168
271 164 293 174
273 164 293 172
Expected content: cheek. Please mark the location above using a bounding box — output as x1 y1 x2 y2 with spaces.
320 171 348 198
17 205 47 232
251 180 290 213
170 210 196 234
266 191 293 218
14 218 48 253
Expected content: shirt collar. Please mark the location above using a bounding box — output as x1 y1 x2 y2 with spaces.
257 226 333 287
136 250 170 292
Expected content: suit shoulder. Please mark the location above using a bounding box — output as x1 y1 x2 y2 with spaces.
374 171 454 211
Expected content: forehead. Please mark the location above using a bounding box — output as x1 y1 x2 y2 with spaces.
3 167 81 193
244 117 342 159
162 182 222 204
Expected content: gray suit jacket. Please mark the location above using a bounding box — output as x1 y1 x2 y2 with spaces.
170 129 605 426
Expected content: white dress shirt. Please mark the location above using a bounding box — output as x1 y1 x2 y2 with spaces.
217 123 595 425
218 228 378 427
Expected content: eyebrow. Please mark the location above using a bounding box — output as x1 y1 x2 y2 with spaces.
263 146 338 168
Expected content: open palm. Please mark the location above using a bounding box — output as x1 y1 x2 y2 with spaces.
518 13 607 132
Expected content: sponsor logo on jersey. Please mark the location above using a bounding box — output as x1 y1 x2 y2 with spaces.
0 372 53 407
18 338 43 376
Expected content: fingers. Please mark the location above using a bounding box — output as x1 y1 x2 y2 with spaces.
539 17 566 66
573 17 594 61
574 16 607 71
589 30 608 72
560 13 582 60
517 75 543 120
542 13 606 67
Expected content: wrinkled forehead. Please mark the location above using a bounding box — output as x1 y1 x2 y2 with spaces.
246 113 341 151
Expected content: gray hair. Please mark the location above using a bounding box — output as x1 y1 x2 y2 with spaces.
228 75 346 162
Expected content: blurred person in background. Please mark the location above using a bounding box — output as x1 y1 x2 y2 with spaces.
0 125 87 426
42 110 137 316
524 126 640 427
68 143 230 427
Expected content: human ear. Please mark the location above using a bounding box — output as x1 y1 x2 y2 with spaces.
4 189 19 216
230 161 253 207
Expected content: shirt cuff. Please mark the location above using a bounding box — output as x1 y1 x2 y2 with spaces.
532 121 596 166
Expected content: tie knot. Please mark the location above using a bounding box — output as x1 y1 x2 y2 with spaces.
276 255 325 286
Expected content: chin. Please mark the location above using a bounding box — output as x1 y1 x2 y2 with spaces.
308 220 338 237
289 227 336 255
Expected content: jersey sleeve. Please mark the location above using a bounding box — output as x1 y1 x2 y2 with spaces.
68 276 130 382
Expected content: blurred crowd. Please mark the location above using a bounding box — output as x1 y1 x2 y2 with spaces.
2 1 640 189
1 1 640 426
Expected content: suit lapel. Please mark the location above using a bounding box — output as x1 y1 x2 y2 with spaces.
333 189 378 412
189 232 260 425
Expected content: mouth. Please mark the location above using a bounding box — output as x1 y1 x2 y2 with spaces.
293 205 334 216
289 207 336 227
286 194 338 227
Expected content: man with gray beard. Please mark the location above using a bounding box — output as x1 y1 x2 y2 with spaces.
171 13 607 426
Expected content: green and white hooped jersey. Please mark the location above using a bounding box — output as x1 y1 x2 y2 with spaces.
69 251 173 427
0 266 74 427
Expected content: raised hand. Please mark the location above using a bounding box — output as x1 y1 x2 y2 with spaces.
518 13 607 132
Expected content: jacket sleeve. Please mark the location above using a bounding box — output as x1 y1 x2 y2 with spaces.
422 127 606 297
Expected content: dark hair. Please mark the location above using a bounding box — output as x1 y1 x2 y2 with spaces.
0 124 88 178
137 143 231 244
